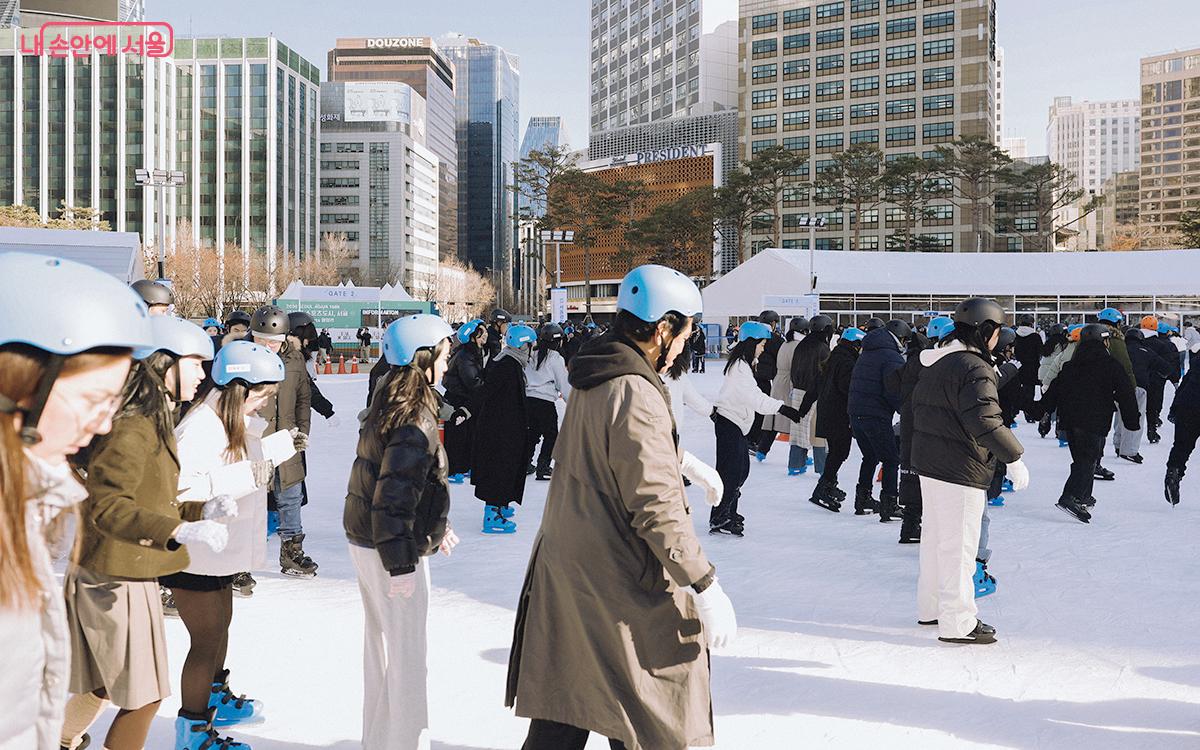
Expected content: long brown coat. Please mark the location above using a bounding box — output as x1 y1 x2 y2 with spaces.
256 342 311 488
506 334 716 750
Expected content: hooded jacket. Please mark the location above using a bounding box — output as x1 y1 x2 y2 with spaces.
1037 340 1141 437
848 327 905 419
471 350 530 505
443 341 487 410
1127 336 1175 390
506 333 716 749
715 359 785 436
911 341 1024 490
1140 331 1182 384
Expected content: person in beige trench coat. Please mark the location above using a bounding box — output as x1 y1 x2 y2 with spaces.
505 265 738 750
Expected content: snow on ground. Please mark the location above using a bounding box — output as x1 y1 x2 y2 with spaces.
86 366 1200 749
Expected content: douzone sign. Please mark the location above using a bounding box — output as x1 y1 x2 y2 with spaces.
366 37 426 48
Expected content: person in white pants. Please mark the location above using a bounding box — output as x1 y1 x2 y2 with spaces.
910 298 1027 645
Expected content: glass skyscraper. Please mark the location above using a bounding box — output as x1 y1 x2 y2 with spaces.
517 115 570 219
437 33 519 299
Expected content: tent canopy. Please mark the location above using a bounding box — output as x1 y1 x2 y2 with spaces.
0 227 144 283
702 248 1200 317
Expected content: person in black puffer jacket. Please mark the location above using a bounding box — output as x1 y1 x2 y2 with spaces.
750 310 785 457
887 327 935 543
802 327 865 511
912 298 1025 646
344 314 458 748
1033 324 1140 524
442 320 489 482
847 322 908 518
1012 315 1042 421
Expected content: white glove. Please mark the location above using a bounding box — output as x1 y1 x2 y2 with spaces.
201 495 238 520
1010 359 1022 370
689 579 737 650
388 572 416 599
1006 459 1030 492
289 428 310 452
680 451 724 507
174 520 229 553
326 414 342 428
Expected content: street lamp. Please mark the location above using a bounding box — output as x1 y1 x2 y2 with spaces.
135 168 187 281
798 216 827 292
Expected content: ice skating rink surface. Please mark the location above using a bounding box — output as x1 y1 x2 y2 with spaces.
85 369 1200 748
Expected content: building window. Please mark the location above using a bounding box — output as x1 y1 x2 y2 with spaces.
886 16 916 37
816 132 844 152
783 84 810 103
923 39 954 61
850 48 879 69
886 125 916 145
816 2 845 22
816 54 844 73
816 29 845 48
784 110 811 129
752 39 778 58
923 11 954 31
923 65 954 87
886 70 916 91
752 63 778 82
923 94 954 113
886 97 916 118
784 59 811 78
816 80 844 100
321 194 360 206
752 138 778 153
815 106 844 125
321 177 360 188
851 0 880 14
925 204 953 223
752 12 778 31
851 102 879 121
850 128 879 145
752 114 778 133
783 7 811 27
783 33 810 52
783 136 810 152
851 22 880 41
923 121 954 143
319 212 358 224
752 89 778 109
851 75 880 95
886 0 915 9
886 43 916 65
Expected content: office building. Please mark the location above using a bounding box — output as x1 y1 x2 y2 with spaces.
589 0 738 139
1046 96 1140 195
436 33 519 299
327 37 458 261
1002 136 1027 159
319 80 440 289
1139 48 1200 235
516 115 570 315
740 0 998 253
174 36 320 263
1 0 143 27
0 24 174 239
1097 169 1139 249
993 44 1003 142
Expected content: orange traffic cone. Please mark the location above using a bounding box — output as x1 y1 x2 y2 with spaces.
337 354 346 375
323 358 333 375
350 357 360 375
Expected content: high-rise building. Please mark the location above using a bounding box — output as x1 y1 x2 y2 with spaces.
319 81 440 289
1097 169 1139 249
1001 136 1027 159
739 0 998 253
174 36 320 265
517 115 570 218
1139 48 1200 236
589 0 738 139
436 33 519 300
0 24 174 238
993 44 1003 142
1 0 144 28
515 115 570 314
1045 96 1140 195
327 37 458 261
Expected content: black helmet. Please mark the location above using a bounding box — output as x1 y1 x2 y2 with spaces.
1079 323 1111 343
1047 323 1065 338
995 327 1017 351
1125 328 1144 340
288 311 316 341
953 297 1005 327
758 309 781 326
1017 314 1035 328
225 310 252 328
538 323 564 342
885 319 912 341
864 317 885 331
131 279 174 307
787 316 809 335
490 308 511 323
808 314 834 334
250 305 290 340
908 331 930 353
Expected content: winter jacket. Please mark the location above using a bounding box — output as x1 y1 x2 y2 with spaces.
1036 341 1140 437
664 372 713 422
1127 337 1174 390
506 333 715 750
1103 325 1136 387
485 323 505 361
911 341 1024 491
715 359 785 436
174 391 269 577
691 329 707 355
1170 366 1200 422
524 350 571 403
1013 326 1042 388
317 333 333 351
847 328 905 419
1142 332 1182 384
754 333 785 392
442 342 487 410
255 341 310 489
1039 342 1077 386
803 340 858 441
762 338 799 433
366 356 390 408
344 381 450 575
890 343 927 467
471 353 530 505
994 355 1023 426
0 456 86 750
76 414 203 579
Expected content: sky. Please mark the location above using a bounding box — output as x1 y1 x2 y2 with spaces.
153 0 1200 155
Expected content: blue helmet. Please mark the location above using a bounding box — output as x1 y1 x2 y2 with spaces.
202 317 221 329
1158 321 1175 335
457 319 485 344
0 252 153 355
927 316 955 341
134 316 215 361
382 314 454 366
212 340 286 387
505 324 538 349
1097 308 1124 324
616 264 703 322
840 327 866 342
738 321 773 342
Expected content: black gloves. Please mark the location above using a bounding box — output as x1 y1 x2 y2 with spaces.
777 405 803 422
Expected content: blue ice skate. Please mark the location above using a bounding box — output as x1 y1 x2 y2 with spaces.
755 451 767 462
974 560 996 598
806 456 814 466
988 495 1005 507
788 466 808 476
1001 478 1014 493
266 511 278 538
500 504 515 519
175 710 250 750
209 670 264 727
448 473 465 484
483 505 516 534
1058 438 1069 448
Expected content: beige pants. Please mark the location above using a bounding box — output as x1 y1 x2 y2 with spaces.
916 477 984 640
349 544 431 750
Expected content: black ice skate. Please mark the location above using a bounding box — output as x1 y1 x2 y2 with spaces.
709 517 745 537
1079 495 1096 508
878 493 901 523
898 518 921 544
280 534 318 578
808 480 842 513
1118 453 1144 464
1037 414 1053 438
853 484 877 515
1165 467 1183 506
1093 464 1115 481
535 465 553 481
1056 496 1092 524
1148 429 1162 444
232 572 256 598
938 619 997 645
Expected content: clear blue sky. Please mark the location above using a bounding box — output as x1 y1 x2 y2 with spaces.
155 0 1200 155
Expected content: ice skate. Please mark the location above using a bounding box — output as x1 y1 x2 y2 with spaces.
974 559 996 598
808 480 841 513
709 516 745 537
525 463 536 475
1001 478 1014 493
1118 453 1144 464
1058 437 1069 447
917 619 938 626
209 669 264 727
1148 430 1161 444
279 534 318 578
1079 495 1096 508
988 495 1005 507
1093 464 1115 481
787 466 807 476
877 493 900 523
754 450 767 462
231 572 256 598
1056 496 1091 523
448 473 466 484
1038 414 1053 437
535 465 553 481
1165 467 1183 506
853 484 877 515
175 708 251 750
482 505 517 534
788 446 808 475
938 619 997 645
898 518 921 544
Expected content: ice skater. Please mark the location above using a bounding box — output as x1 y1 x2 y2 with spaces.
847 320 910 520
803 326 865 512
523 324 570 482
442 319 488 484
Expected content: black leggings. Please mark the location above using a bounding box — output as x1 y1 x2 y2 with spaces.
712 414 750 525
821 431 852 485
523 719 628 750
170 585 234 714
524 398 559 471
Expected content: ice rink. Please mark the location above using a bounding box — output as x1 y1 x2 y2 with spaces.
85 367 1200 748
